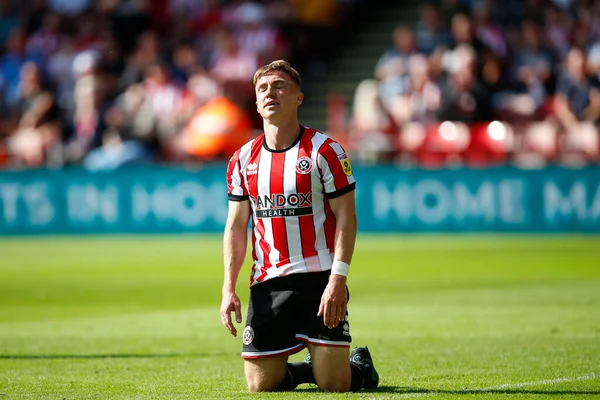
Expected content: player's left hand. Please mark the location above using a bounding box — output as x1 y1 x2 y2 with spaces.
318 274 347 329
220 291 242 337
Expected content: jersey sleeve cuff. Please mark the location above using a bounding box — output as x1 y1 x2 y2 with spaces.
228 194 249 201
325 182 356 199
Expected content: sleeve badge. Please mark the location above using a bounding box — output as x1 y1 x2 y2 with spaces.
338 153 353 176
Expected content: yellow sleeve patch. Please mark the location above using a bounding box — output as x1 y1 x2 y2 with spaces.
338 153 353 176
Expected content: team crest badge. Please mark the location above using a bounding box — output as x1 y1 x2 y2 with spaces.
242 326 254 345
295 156 313 174
338 153 353 176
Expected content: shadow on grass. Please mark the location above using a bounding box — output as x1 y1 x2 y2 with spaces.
365 385 600 396
0 352 232 359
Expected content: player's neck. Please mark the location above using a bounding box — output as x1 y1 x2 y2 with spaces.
263 119 301 151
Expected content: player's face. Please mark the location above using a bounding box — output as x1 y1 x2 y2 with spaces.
255 71 303 122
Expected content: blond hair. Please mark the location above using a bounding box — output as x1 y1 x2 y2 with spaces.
252 60 302 89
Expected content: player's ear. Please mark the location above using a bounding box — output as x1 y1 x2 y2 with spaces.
297 92 304 106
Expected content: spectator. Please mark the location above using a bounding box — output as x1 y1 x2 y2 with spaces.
171 42 200 83
586 39 600 82
25 12 64 60
554 47 600 127
429 12 487 84
119 30 162 89
396 54 442 125
495 18 555 120
0 0 20 50
231 1 289 65
46 37 77 110
513 19 556 94
375 25 418 82
0 27 45 111
414 2 452 55
136 61 185 147
447 12 486 55
472 1 507 59
375 25 421 119
543 3 572 59
208 27 258 106
6 62 61 167
438 44 493 122
47 0 92 16
348 79 394 163
63 75 107 164
83 105 155 171
209 27 258 82
72 12 102 52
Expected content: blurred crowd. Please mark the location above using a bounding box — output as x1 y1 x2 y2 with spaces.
350 0 600 167
0 0 355 169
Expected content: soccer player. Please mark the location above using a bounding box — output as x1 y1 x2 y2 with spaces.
220 60 379 392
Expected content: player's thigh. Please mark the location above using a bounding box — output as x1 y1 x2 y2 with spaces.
244 355 288 392
306 343 351 392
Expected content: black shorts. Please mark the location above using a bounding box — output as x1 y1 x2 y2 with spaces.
241 270 352 359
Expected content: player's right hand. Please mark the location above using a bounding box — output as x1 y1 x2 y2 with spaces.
220 291 242 337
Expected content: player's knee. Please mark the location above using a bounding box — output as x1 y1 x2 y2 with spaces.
246 378 276 392
245 374 282 392
246 382 266 392
315 376 351 393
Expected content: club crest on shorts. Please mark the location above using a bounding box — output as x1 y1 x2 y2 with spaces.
295 156 313 174
242 326 254 345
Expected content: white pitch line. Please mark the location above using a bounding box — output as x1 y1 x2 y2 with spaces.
395 372 599 398
493 373 598 390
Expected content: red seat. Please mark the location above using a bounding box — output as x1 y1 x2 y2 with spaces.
0 141 9 168
414 121 470 168
463 121 513 167
511 121 559 167
556 122 599 166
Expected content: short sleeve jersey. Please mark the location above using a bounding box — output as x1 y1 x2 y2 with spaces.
226 126 356 286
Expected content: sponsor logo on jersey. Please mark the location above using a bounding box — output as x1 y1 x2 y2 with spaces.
338 153 353 176
246 163 258 176
295 156 313 174
242 326 254 345
250 193 313 218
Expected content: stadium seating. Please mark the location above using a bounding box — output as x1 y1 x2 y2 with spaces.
394 120 599 168
463 121 513 168
556 122 600 166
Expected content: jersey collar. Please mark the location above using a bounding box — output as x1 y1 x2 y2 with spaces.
262 125 305 153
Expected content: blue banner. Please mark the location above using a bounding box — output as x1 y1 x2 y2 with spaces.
0 166 599 234
354 167 600 233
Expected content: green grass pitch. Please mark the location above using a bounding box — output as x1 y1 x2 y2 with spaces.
0 235 599 399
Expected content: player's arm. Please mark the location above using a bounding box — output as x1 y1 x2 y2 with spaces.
318 190 357 329
329 190 357 268
220 199 251 337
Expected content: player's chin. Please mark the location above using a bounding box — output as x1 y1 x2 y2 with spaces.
263 112 284 123
262 109 279 117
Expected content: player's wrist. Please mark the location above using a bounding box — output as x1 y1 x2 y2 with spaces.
222 283 237 294
331 260 350 277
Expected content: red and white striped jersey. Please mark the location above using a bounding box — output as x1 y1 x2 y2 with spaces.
226 126 356 286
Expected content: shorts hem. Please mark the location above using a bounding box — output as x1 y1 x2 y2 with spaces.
241 342 306 359
296 334 351 348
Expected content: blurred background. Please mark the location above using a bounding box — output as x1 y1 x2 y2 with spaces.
0 3 598 396
0 0 599 234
